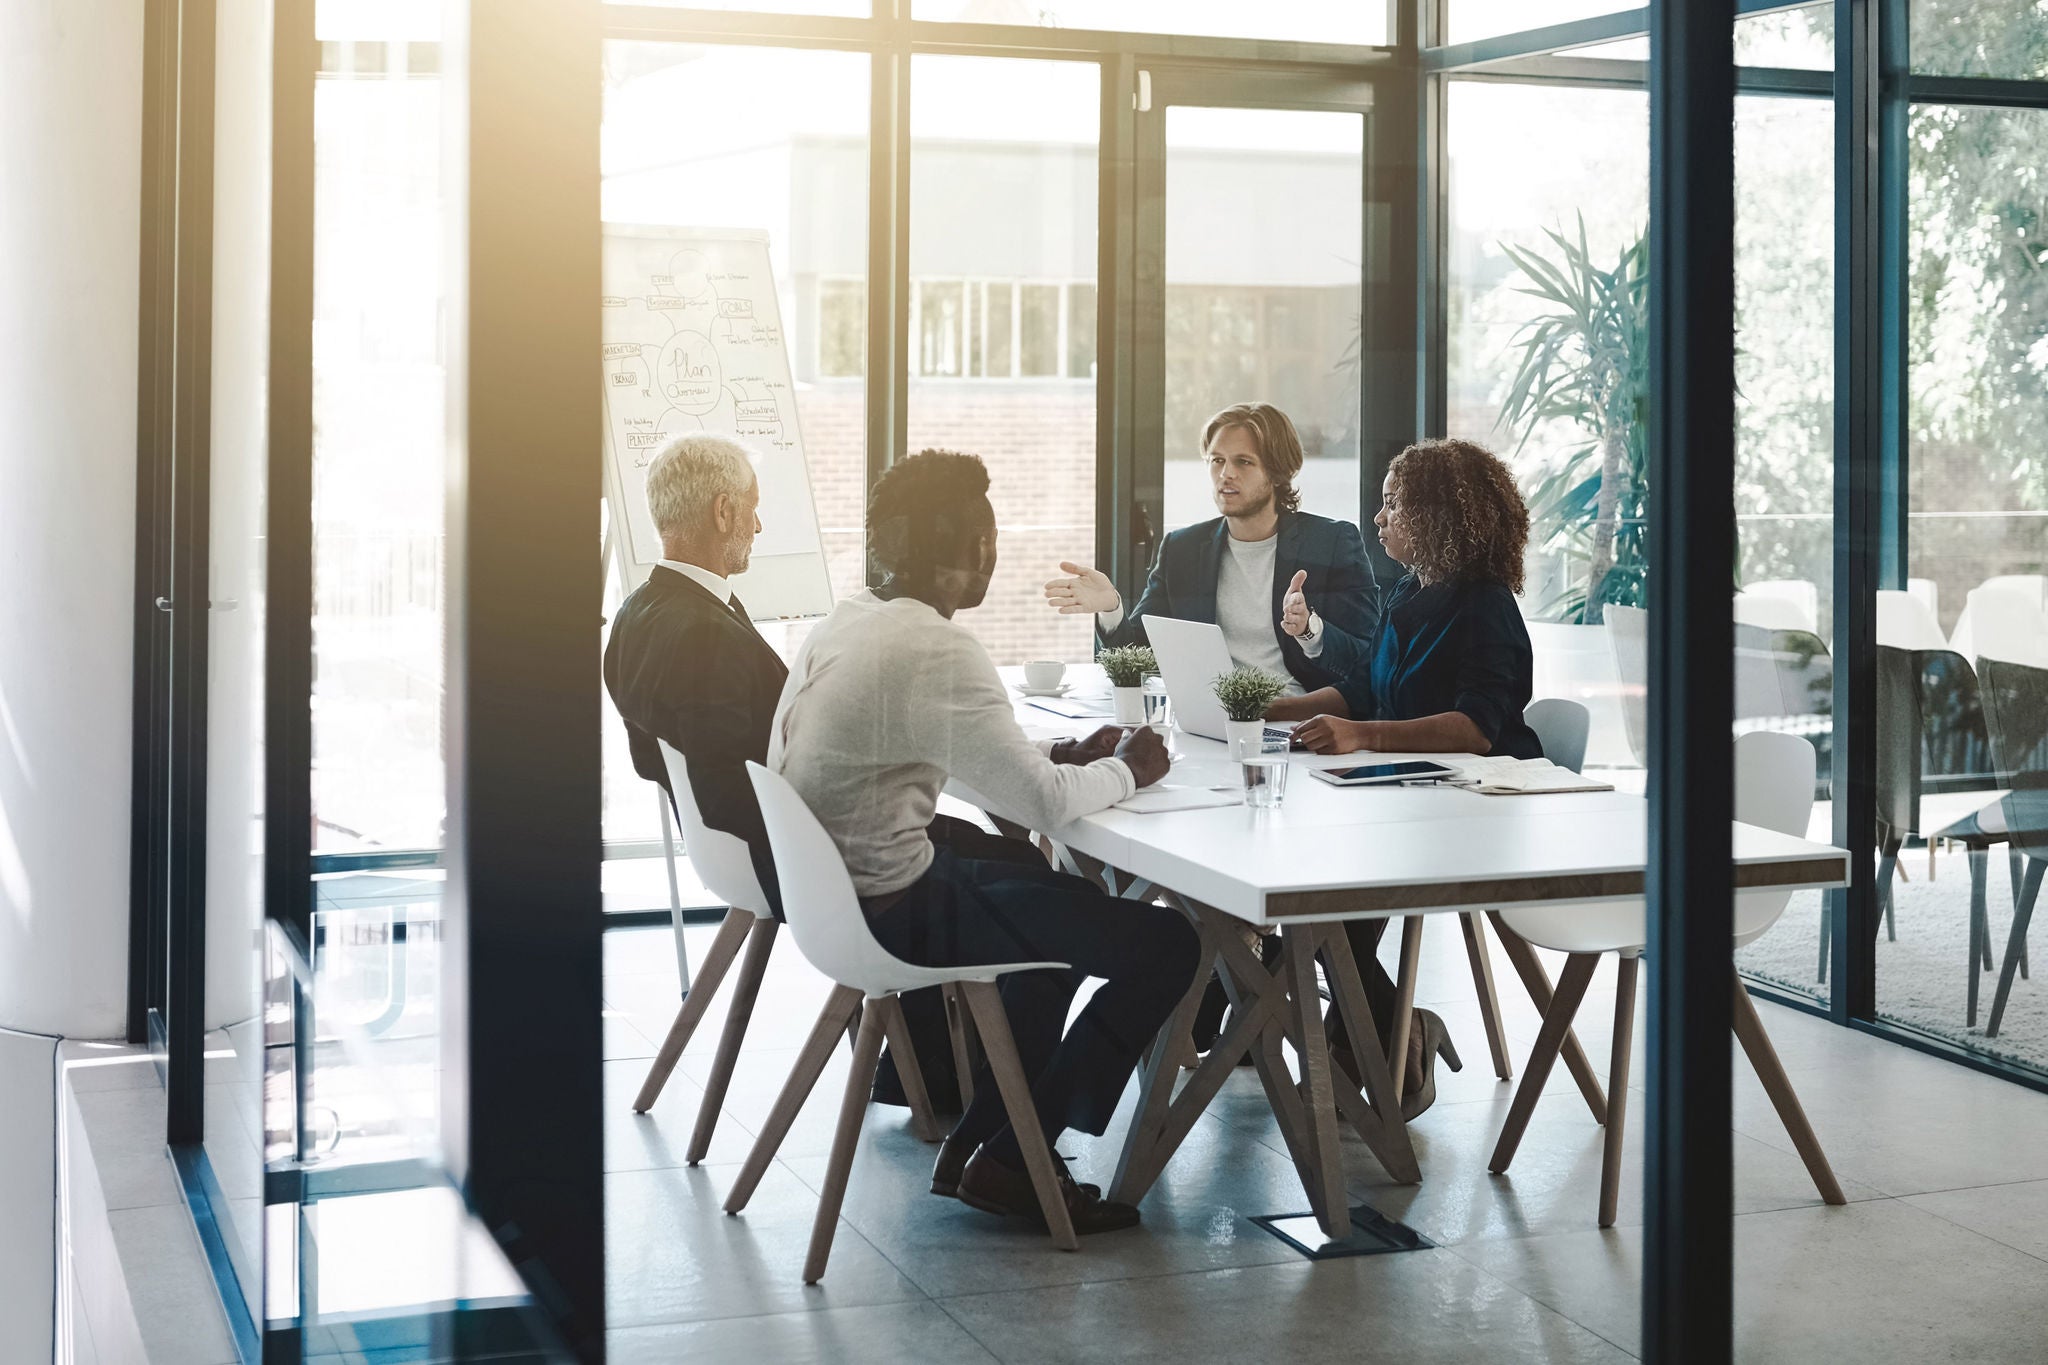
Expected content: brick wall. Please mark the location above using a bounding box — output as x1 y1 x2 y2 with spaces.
797 378 1101 666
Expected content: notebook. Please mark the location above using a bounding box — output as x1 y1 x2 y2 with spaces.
1452 757 1615 796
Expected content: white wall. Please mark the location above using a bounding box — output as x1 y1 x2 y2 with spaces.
0 0 146 1038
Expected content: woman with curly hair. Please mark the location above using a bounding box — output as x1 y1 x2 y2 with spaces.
1266 438 1542 1116
1267 437 1542 761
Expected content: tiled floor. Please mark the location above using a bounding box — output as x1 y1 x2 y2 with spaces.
602 912 2048 1364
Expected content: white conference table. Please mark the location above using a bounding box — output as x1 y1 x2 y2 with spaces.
948 667 1852 1239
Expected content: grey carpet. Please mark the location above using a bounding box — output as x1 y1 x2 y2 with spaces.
1739 845 2047 1074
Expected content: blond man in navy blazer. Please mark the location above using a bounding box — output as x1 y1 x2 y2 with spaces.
1043 403 1379 693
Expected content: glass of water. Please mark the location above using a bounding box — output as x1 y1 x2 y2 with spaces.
1142 674 1172 730
1241 732 1289 809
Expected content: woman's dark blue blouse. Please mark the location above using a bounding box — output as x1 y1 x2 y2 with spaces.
1332 574 1543 760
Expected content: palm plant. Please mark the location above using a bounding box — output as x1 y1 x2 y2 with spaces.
1498 217 1650 624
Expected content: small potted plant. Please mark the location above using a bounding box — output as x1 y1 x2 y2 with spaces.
1097 644 1157 725
1212 665 1286 758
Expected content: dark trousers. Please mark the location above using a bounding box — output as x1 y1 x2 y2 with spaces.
1326 916 1403 1052
867 847 1201 1150
872 816 1045 1109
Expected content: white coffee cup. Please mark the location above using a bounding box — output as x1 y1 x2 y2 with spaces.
1023 659 1066 691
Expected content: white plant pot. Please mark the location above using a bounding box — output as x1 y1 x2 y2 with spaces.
1112 686 1146 725
1223 719 1264 760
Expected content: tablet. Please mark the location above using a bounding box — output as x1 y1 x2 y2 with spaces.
1310 760 1459 787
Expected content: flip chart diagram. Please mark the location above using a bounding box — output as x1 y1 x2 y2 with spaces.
600 226 832 621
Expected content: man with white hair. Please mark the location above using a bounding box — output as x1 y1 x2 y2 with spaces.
604 432 783 895
603 432 1023 1110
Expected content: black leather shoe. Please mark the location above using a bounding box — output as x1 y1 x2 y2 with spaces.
955 1150 1138 1233
931 1135 975 1197
935 1139 1098 1200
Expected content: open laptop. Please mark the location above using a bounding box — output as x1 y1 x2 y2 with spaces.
1144 615 1296 744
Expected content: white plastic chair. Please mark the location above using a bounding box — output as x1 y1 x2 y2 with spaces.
1978 574 2048 612
739 762 1081 1281
1907 577 1940 625
1526 697 1590 775
1877 588 1949 652
634 743 950 1160
1953 585 2048 669
1487 732 1846 1226
1394 700 1599 1095
1735 585 1818 635
1604 605 1649 767
630 742 785 1167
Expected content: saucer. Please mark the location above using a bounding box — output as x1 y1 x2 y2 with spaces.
1016 682 1073 698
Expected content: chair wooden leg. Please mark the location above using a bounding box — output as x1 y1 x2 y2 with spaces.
804 1001 888 1284
685 917 778 1164
1488 913 1608 1125
1285 927 1351 1237
1388 916 1424 1104
1968 847 1989 1026
1731 971 1845 1206
1817 900 1831 984
958 981 1079 1252
725 985 862 1215
2011 851 2031 980
1877 831 1901 942
1460 913 1513 1082
632 908 753 1114
1600 955 1639 1228
1489 952 1600 1175
874 995 947 1142
942 984 978 1112
1985 858 2044 1040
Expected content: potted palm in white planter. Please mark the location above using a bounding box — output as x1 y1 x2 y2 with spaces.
1212 666 1287 759
1097 645 1157 725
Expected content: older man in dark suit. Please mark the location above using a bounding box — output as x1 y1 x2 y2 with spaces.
604 433 1041 1110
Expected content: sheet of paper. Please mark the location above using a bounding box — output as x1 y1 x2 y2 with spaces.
1113 788 1244 814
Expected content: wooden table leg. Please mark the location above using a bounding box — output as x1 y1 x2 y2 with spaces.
1488 911 1609 1125
1389 916 1424 1104
1283 926 1351 1237
1599 955 1639 1228
1108 912 1219 1201
1316 924 1421 1184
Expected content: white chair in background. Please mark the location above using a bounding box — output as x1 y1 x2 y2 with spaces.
1392 700 1607 1109
633 741 946 1161
1952 585 2048 669
1738 579 1821 635
1527 621 1633 767
1488 731 1847 1227
1604 605 1649 768
742 762 1080 1282
1908 576 1940 625
1978 574 2048 611
1877 588 1950 652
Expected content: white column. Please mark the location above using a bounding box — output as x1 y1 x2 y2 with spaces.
0 0 146 1039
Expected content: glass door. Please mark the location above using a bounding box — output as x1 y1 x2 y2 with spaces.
1128 69 1375 563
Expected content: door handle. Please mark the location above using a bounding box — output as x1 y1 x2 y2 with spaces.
154 596 173 613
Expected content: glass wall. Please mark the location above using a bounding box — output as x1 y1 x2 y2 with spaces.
599 41 870 842
1445 79 1646 769
1162 105 1365 533
907 55 1099 665
311 28 447 860
1879 98 2048 1062
913 0 1387 45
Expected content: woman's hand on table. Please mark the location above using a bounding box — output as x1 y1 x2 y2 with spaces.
1292 715 1370 755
